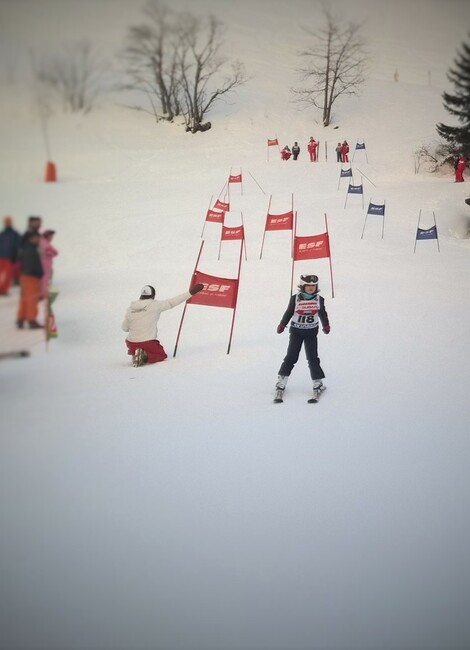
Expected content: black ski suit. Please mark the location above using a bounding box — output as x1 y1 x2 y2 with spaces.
278 291 329 380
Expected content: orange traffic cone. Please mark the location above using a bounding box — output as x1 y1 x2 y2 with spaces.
44 161 57 182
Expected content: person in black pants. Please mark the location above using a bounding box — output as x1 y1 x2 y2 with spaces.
292 142 300 160
275 274 330 396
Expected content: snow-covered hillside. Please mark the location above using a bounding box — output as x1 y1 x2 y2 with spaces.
1 2 470 649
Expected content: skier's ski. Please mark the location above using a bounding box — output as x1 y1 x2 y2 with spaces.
0 350 30 361
274 389 284 403
308 386 326 403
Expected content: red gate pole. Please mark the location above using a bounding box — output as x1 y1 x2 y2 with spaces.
290 211 297 294
201 195 213 238
226 239 243 355
325 213 335 298
259 194 272 259
173 240 204 357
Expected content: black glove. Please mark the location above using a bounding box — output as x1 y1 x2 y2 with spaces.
190 283 204 295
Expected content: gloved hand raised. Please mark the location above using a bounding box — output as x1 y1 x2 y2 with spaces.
277 324 285 334
190 283 204 295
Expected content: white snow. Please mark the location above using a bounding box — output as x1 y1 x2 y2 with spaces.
1 2 470 649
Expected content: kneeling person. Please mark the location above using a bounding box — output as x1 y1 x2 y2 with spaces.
122 282 203 367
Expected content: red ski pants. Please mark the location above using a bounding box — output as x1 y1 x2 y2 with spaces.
125 339 168 364
17 275 41 321
0 259 13 294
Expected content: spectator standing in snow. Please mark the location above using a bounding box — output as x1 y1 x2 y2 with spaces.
281 145 291 161
21 215 42 245
122 282 204 367
16 230 44 329
307 137 318 162
292 142 300 160
40 229 58 299
274 274 330 400
341 140 350 163
455 154 466 182
335 142 343 162
0 216 21 296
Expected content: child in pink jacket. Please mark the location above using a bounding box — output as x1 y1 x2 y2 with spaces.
40 230 58 299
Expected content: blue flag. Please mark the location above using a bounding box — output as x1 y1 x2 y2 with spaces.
355 142 366 150
340 168 353 177
416 226 438 240
367 202 385 216
348 183 363 194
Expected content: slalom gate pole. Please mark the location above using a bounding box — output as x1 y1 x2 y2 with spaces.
259 194 272 258
241 212 247 260
173 240 204 357
356 167 376 188
226 240 243 355
325 214 335 298
291 194 295 257
290 211 297 294
434 211 440 252
381 200 386 239
201 195 213 238
248 170 266 195
413 209 421 253
360 214 368 240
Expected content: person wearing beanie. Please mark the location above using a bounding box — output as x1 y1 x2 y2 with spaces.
274 274 330 402
0 216 21 295
122 281 204 367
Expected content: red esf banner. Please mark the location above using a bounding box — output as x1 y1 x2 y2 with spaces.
265 210 294 231
229 174 242 183
206 209 225 223
293 232 330 261
221 225 244 241
214 199 230 211
189 271 239 309
267 138 278 146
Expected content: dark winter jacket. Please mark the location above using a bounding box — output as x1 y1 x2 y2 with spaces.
280 292 329 332
0 226 21 262
19 242 44 278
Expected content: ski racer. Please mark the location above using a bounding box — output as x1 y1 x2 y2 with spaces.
275 274 330 401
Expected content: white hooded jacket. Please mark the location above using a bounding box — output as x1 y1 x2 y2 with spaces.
122 291 191 343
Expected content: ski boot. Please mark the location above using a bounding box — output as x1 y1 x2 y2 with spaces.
132 348 148 367
274 375 288 403
308 380 325 403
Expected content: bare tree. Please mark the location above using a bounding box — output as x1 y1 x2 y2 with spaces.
122 1 248 132
177 14 247 133
292 6 368 126
123 1 182 121
31 41 108 113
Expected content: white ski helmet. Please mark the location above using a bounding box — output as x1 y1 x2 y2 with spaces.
298 274 318 289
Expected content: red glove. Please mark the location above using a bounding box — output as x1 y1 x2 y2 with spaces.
277 324 285 334
323 325 330 334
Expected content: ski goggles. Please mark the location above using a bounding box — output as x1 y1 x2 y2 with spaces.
300 274 318 285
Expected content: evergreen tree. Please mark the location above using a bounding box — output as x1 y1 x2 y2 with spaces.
437 37 470 158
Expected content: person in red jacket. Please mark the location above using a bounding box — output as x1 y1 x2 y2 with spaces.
307 137 318 162
341 140 350 163
455 154 466 182
281 145 292 161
